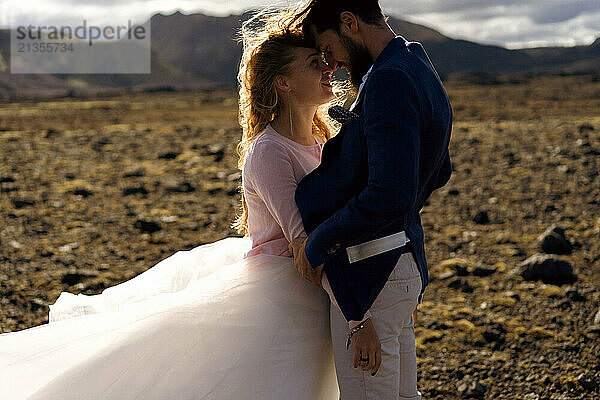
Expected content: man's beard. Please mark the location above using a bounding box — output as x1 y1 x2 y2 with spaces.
339 33 374 91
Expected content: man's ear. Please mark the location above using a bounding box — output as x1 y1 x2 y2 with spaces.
340 11 359 35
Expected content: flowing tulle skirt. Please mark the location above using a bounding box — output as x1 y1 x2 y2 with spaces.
0 237 339 400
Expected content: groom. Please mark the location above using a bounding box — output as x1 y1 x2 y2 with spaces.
288 1 453 399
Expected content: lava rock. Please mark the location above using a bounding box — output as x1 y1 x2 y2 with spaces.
82 281 109 292
437 258 472 276
134 219 161 233
11 197 35 208
226 186 240 197
0 175 15 183
178 222 200 231
503 151 520 166
43 128 60 138
455 265 470 276
587 308 600 333
472 266 497 277
91 138 110 151
438 270 456 280
29 298 47 311
503 291 521 301
557 298 572 310
473 210 489 224
41 249 54 257
201 144 225 162
1 181 18 192
518 254 577 284
164 180 195 193
587 325 600 334
226 172 241 181
427 321 450 330
158 151 181 160
565 289 586 302
577 374 598 392
61 269 99 286
448 278 474 293
72 188 93 198
123 185 149 196
537 224 572 255
457 377 487 399
482 322 507 344
560 343 580 352
122 168 146 178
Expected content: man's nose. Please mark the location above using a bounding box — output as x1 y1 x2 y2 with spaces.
320 52 337 71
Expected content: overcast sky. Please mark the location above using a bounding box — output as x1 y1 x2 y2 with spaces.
1 0 599 49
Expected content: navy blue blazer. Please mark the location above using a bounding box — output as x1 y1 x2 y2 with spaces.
294 36 453 322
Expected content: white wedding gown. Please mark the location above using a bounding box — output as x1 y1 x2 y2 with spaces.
0 237 339 399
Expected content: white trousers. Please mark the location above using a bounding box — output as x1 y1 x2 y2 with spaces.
330 251 423 400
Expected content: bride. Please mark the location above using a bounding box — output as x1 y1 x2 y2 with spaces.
0 9 343 400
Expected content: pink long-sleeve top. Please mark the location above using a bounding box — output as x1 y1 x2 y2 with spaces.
242 123 371 328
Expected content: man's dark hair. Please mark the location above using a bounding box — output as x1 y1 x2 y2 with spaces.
296 0 385 42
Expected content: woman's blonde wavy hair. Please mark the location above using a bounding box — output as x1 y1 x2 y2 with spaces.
231 4 347 235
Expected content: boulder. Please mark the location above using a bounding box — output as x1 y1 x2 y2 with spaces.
518 254 577 284
537 224 572 255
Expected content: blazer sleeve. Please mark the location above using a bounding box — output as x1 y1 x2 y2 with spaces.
304 68 421 268
433 149 452 190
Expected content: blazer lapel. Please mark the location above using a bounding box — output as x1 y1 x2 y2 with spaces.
319 37 409 165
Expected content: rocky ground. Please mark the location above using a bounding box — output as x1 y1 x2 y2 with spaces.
1 74 599 399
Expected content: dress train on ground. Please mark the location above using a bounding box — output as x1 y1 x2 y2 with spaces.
0 237 339 400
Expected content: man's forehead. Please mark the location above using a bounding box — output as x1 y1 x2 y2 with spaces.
309 25 325 50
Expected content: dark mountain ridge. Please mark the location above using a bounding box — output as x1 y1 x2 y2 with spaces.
0 11 598 99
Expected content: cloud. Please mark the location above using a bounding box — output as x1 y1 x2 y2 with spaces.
382 0 600 48
1 0 156 26
1 0 598 48
380 0 526 15
528 0 600 24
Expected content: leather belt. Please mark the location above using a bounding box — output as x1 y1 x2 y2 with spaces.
346 230 411 264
